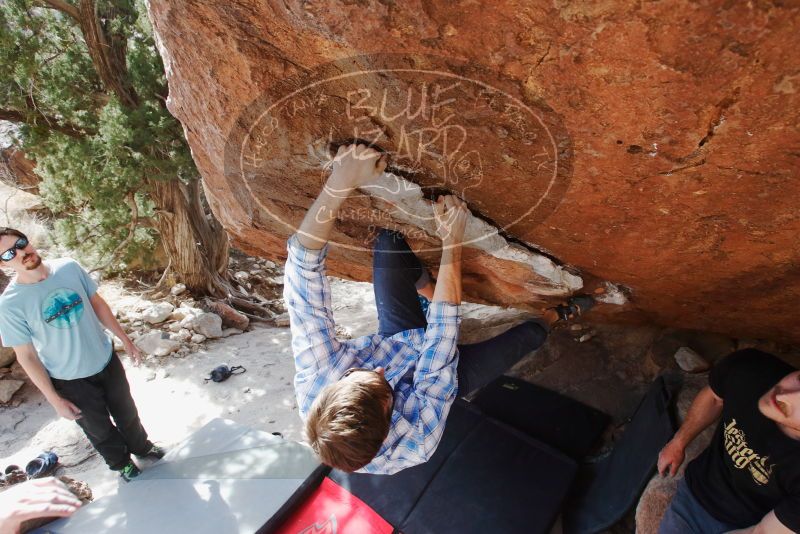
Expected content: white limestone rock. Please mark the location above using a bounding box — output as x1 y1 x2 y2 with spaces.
143 302 175 325
135 331 182 357
186 312 223 339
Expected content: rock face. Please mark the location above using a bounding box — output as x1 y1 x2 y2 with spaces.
146 0 800 342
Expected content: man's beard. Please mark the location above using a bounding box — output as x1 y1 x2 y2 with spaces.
23 253 42 270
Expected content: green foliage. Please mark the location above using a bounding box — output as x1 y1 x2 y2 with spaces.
0 0 197 271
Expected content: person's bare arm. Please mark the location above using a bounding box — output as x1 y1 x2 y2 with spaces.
89 292 143 365
14 343 82 420
725 510 794 534
296 143 388 250
0 478 82 534
658 385 723 476
431 195 468 305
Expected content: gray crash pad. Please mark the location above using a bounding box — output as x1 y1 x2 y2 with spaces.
34 418 323 534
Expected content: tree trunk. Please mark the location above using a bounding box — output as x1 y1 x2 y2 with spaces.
148 178 231 296
78 0 139 108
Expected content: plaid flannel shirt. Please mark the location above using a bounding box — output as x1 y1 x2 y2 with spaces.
284 235 461 475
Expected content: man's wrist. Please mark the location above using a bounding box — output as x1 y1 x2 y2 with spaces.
325 172 354 193
672 432 690 449
440 242 463 261
45 392 63 405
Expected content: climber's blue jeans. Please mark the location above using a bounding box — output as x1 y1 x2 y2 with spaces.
373 229 549 397
658 479 738 534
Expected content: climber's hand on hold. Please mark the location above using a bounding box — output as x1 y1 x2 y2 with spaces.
327 143 388 193
433 195 469 247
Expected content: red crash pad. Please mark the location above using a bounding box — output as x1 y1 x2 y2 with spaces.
275 477 392 534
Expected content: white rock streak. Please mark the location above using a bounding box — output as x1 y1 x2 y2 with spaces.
359 172 584 295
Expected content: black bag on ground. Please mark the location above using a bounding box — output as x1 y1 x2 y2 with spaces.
205 365 246 383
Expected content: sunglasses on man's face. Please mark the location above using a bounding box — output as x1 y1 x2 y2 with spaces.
0 237 29 262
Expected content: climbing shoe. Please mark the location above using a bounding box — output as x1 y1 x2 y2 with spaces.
118 461 141 482
548 294 597 329
138 444 166 460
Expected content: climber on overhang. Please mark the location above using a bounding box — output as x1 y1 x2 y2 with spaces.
283 142 597 474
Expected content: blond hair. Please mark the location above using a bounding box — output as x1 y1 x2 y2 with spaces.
305 373 392 472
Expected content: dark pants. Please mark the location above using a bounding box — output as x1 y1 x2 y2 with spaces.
51 353 152 470
658 479 737 534
373 229 549 397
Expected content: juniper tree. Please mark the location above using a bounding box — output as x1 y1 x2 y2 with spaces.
0 0 232 296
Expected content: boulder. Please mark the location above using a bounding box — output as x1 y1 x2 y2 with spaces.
142 302 175 325
170 283 187 296
0 379 24 403
170 329 193 343
147 0 800 344
186 312 224 339
134 331 182 356
674 346 711 373
273 312 290 328
221 328 243 338
204 300 250 331
0 346 16 368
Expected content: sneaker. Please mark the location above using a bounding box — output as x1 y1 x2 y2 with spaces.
139 444 166 460
118 461 141 482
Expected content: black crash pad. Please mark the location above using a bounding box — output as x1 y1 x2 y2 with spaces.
473 375 611 459
331 400 578 534
563 375 677 534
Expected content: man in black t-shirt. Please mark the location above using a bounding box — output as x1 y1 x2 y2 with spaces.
657 349 800 533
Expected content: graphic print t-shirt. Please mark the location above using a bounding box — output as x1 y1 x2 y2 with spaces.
686 349 800 530
0 258 112 379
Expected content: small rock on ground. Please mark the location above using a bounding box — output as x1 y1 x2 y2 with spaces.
221 328 243 338
188 313 224 339
0 379 24 403
170 283 186 296
0 346 16 368
274 312 290 327
135 331 182 357
142 302 175 325
674 346 710 373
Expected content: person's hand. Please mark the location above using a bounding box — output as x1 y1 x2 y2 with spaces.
124 342 144 367
433 195 469 247
50 396 82 420
658 438 686 477
0 477 82 534
327 143 388 192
